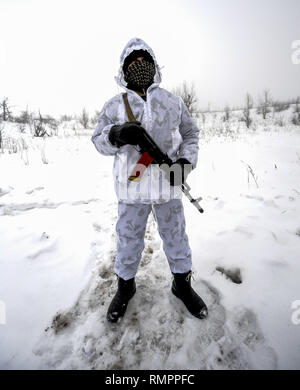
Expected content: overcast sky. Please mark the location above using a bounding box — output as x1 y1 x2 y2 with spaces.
0 0 300 117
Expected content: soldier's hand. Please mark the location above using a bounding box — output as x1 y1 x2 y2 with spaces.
108 121 144 147
168 158 193 186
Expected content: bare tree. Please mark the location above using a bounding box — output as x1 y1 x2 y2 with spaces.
242 93 253 129
32 111 49 137
292 96 300 125
223 104 231 122
172 81 199 116
0 97 12 121
257 89 271 119
0 122 4 150
90 110 101 126
79 108 89 129
294 96 300 115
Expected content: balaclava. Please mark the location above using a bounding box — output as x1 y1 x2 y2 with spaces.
123 49 156 92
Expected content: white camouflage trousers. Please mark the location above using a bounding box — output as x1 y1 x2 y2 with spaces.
114 199 192 280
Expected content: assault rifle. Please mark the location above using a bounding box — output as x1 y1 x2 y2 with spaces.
129 128 204 214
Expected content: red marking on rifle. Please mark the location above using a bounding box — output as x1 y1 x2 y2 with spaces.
128 152 154 182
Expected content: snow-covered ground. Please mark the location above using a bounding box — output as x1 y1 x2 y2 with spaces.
0 111 300 370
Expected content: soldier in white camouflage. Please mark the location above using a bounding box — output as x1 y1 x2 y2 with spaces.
92 37 208 323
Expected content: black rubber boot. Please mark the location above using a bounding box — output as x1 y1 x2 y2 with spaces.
172 271 208 319
106 276 136 323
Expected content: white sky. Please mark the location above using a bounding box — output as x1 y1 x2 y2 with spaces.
0 0 300 117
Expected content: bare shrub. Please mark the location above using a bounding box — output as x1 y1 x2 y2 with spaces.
79 108 89 129
291 115 300 126
0 122 4 151
257 90 271 119
17 123 27 133
7 138 18 154
294 97 300 114
242 93 253 129
274 116 285 127
90 110 101 126
273 101 290 113
223 104 231 122
32 111 49 137
291 97 300 125
201 112 206 124
241 160 259 188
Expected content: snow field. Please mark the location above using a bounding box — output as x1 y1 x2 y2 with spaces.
0 115 300 369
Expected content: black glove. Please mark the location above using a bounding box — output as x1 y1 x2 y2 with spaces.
168 158 193 186
108 121 144 147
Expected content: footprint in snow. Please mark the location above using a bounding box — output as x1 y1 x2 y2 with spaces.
234 225 253 238
216 266 242 284
35 271 277 370
33 214 276 369
0 187 13 197
26 186 45 195
214 200 226 210
92 222 102 232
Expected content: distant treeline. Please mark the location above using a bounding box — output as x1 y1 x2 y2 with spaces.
1 85 300 135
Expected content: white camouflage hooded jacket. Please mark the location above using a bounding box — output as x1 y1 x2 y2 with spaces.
91 38 200 204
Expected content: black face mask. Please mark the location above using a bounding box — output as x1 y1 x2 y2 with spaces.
124 59 156 91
